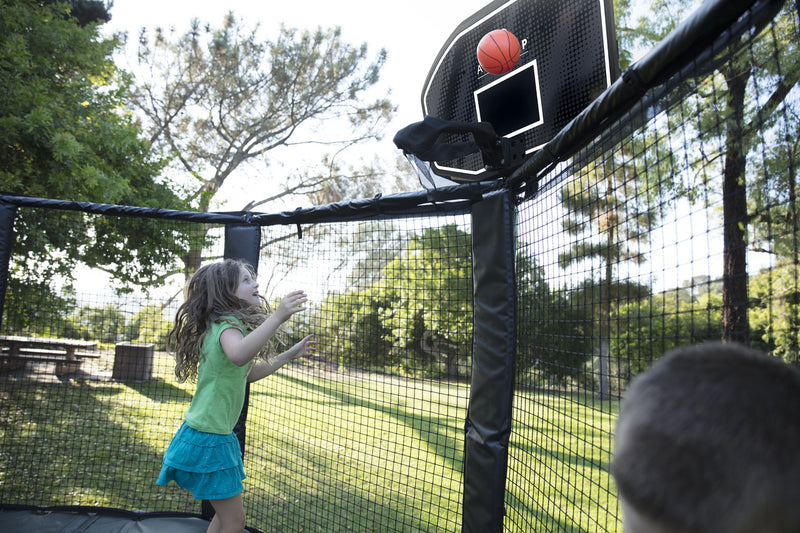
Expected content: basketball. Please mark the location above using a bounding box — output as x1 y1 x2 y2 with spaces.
477 29 521 75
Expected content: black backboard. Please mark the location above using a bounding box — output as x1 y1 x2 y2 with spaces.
422 0 619 182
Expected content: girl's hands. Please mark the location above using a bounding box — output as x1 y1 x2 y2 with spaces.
247 334 316 382
275 290 309 322
286 334 316 361
222 289 309 367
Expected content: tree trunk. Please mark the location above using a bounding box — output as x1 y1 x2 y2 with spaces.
597 339 610 399
598 219 614 399
721 66 750 345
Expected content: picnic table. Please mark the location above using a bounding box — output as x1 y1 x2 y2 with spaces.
0 335 99 377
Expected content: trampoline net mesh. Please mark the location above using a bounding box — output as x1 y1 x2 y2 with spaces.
1 1 799 532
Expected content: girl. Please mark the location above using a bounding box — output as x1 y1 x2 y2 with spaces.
157 259 315 533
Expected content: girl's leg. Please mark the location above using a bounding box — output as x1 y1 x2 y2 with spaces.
206 493 246 533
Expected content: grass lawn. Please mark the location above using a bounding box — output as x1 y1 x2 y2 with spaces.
0 357 621 532
507 391 621 532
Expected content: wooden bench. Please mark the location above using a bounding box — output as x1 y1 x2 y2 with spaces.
0 335 99 377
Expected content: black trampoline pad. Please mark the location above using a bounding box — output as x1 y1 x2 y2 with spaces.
0 508 258 533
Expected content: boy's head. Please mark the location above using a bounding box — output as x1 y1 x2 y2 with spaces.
612 342 800 533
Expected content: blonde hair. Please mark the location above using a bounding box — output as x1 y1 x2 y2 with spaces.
168 259 285 382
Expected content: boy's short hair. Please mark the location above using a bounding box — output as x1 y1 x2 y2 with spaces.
612 342 800 533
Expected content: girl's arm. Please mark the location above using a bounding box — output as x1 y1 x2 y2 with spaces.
247 334 316 382
220 290 308 367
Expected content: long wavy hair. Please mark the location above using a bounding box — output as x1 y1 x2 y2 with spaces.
168 259 285 383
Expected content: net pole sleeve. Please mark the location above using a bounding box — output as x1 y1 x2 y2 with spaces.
224 223 261 458
463 190 517 532
0 201 19 332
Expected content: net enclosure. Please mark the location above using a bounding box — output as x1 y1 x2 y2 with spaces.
1 0 799 531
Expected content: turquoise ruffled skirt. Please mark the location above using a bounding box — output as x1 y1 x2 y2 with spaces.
156 421 246 500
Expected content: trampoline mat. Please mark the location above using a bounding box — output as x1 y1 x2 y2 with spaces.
0 508 258 533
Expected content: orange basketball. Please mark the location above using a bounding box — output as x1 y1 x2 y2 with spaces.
476 29 521 75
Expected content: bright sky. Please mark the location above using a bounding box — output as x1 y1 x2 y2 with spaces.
94 1 493 297
103 0 491 196
97 1 706 299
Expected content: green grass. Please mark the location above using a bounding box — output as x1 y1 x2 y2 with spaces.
0 359 621 532
506 391 621 532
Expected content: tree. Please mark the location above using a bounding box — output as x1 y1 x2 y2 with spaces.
749 262 800 364
619 0 800 343
515 249 595 389
612 286 722 390
312 224 473 378
749 110 800 260
2 276 77 337
313 287 396 369
129 304 173 349
379 224 473 377
0 0 188 292
129 14 396 276
72 304 127 343
558 147 662 397
306 221 408 370
43 0 111 26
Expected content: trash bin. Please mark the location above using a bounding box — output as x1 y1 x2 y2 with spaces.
113 342 154 380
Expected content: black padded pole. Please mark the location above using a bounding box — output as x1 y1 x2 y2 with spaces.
0 201 19 331
201 224 261 520
462 190 516 533
224 223 262 453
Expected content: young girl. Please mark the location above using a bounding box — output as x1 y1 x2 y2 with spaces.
157 259 315 533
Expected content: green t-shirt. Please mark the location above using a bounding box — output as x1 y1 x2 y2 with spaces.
184 319 250 435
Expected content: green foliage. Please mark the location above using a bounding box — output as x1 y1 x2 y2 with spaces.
0 0 170 204
2 275 173 347
62 303 174 346
379 225 473 377
70 304 127 343
0 0 191 291
750 263 800 365
2 276 77 337
312 223 603 385
313 287 396 370
558 140 668 275
128 304 173 350
613 0 800 343
612 288 722 387
312 224 473 378
516 250 595 387
62 0 111 26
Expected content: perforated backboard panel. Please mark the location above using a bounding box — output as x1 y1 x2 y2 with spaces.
422 0 619 181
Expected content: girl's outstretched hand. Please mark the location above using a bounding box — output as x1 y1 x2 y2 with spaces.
287 334 316 361
275 290 309 322
246 334 317 382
